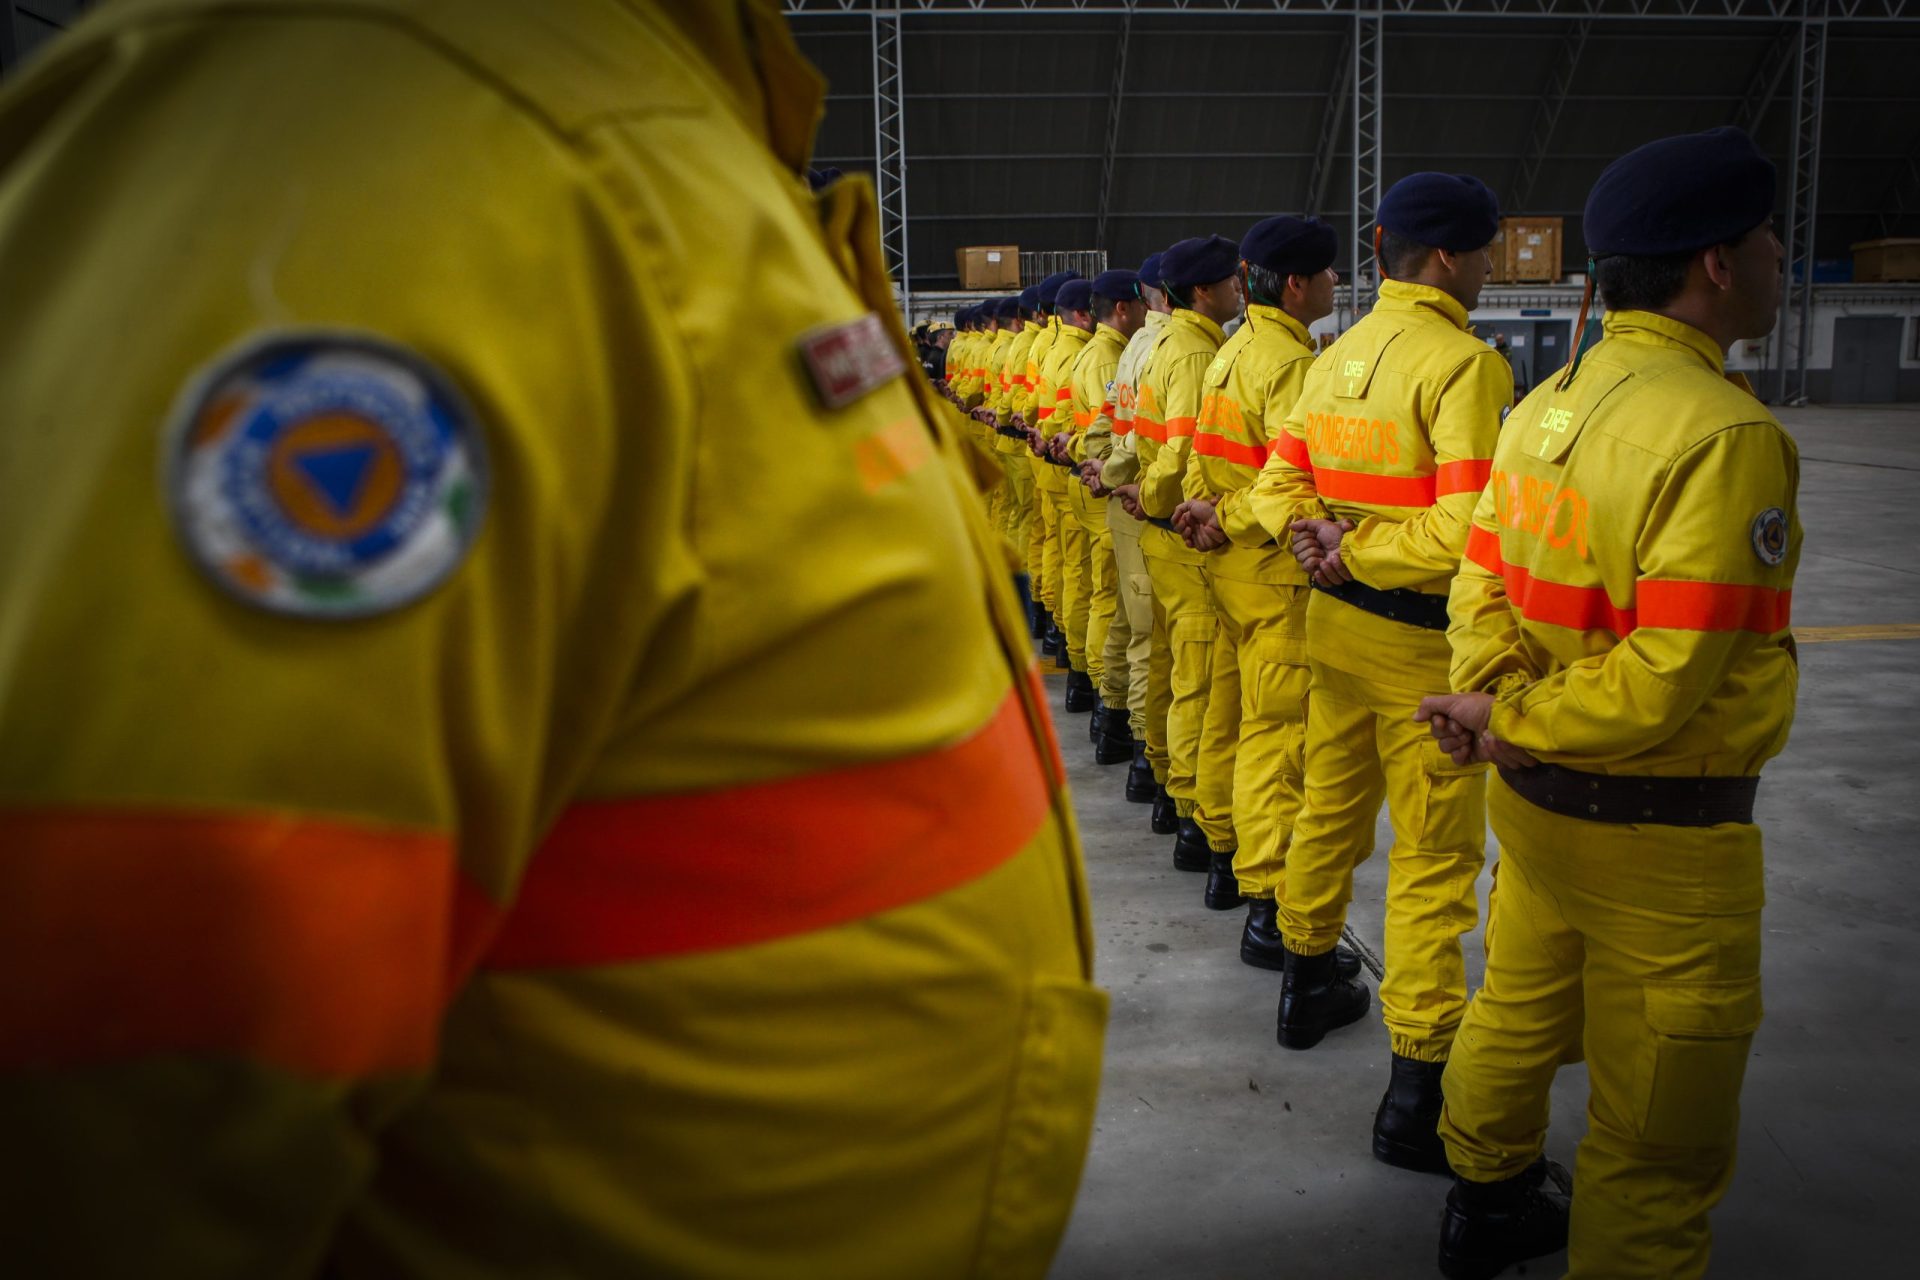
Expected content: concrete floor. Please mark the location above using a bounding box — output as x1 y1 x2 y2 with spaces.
1045 405 1920 1280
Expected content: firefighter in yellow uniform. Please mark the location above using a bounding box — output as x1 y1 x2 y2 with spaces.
987 292 1042 562
1067 269 1150 764
1023 273 1080 662
1039 280 1095 704
1090 254 1175 804
1123 235 1241 867
1419 128 1798 1280
0 4 1107 1277
1170 219 1361 958
970 298 1022 545
1247 173 1510 1173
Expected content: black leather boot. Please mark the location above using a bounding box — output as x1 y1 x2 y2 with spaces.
1150 786 1179 834
1054 638 1072 670
1438 1170 1571 1280
1203 849 1244 910
1171 818 1210 872
1373 1053 1450 1174
1089 700 1107 743
1239 901 1362 979
1041 619 1061 656
1096 718 1135 766
1125 744 1156 801
1276 947 1370 1050
1029 597 1047 640
1064 670 1096 713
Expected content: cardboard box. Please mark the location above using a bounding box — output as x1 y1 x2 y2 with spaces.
956 244 1020 289
1486 225 1510 284
1852 238 1920 283
1502 217 1563 283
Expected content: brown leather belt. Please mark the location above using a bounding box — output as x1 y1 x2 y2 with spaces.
1496 764 1759 828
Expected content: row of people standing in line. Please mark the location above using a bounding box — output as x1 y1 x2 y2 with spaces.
937 125 1801 1280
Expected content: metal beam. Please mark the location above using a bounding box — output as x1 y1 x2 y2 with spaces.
1732 22 1798 133
1348 9 1383 325
1305 23 1354 219
871 9 911 304
784 1 1917 23
1773 1 1828 405
1094 5 1133 253
1508 20 1590 212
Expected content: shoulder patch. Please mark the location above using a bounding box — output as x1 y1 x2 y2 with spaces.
1750 506 1789 566
164 331 488 620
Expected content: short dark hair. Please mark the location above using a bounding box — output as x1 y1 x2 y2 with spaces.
1593 225 1757 312
1244 263 1289 306
1378 229 1433 280
1091 292 1122 321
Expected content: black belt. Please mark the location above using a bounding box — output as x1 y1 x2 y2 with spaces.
1314 579 1450 631
1144 516 1180 534
1497 764 1760 828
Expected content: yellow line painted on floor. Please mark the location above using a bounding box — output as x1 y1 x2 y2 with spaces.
1794 623 1920 645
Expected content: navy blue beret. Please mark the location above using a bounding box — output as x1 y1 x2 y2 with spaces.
1037 271 1082 308
955 305 972 326
1091 268 1142 300
1018 285 1041 312
1239 216 1339 276
1585 127 1776 258
991 296 1022 320
1162 235 1240 290
1377 172 1500 252
1056 279 1094 313
807 166 843 192
1138 252 1165 292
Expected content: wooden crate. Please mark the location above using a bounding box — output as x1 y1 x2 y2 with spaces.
1502 217 1564 283
1486 225 1510 283
956 244 1020 289
1852 238 1920 283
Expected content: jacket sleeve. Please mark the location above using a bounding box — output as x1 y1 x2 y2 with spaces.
1244 394 1331 544
1219 351 1311 547
1071 349 1118 463
1446 486 1541 698
0 29 668 1277
1340 350 1508 590
1490 422 1801 762
1139 348 1206 518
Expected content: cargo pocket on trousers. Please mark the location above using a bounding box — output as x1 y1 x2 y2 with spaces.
1637 979 1763 1149
1170 614 1215 695
973 978 1110 1280
1249 637 1309 724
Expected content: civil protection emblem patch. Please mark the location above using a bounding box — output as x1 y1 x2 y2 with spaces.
1750 506 1789 567
164 332 488 619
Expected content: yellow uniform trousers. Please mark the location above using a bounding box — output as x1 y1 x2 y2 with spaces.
1033 477 1065 615
1140 526 1215 816
1206 576 1310 899
1189 582 1237 854
998 452 1033 561
1440 780 1763 1280
1064 481 1113 683
1277 646 1486 1062
1106 503 1153 736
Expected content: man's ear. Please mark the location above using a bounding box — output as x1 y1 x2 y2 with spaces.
1701 243 1737 292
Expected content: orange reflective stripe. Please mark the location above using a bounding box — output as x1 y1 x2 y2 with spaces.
1055 386 1072 401
1468 524 1635 634
1133 413 1166 443
1099 401 1114 416
1113 417 1135 437
1637 579 1791 633
1312 466 1436 507
0 809 461 1076
1272 429 1313 471
486 685 1055 969
1193 431 1266 468
1164 415 1196 439
1436 458 1494 497
1073 411 1095 428
1467 525 1790 636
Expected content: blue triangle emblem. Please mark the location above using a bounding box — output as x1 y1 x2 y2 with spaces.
294 444 379 517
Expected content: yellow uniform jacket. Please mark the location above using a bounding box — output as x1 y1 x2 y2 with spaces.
1100 309 1172 489
1189 304 1316 585
1249 280 1511 681
1066 323 1129 462
0 2 1104 1277
994 320 1041 435
1450 310 1801 775
1137 308 1229 522
1033 319 1084 495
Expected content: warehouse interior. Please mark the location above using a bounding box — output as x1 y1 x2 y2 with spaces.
4 3 1918 1279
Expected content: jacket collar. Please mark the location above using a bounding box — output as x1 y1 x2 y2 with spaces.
1246 303 1312 349
1172 308 1227 345
1375 279 1471 332
1602 309 1727 372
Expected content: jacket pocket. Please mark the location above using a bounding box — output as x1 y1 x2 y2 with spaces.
1637 978 1763 1149
972 977 1110 1280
